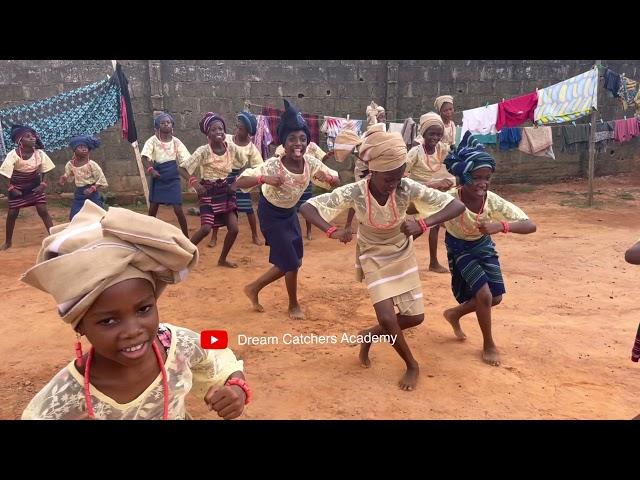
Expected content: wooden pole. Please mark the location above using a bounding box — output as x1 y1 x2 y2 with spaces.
112 60 150 209
587 61 600 207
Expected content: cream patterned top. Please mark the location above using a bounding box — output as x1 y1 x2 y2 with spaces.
443 188 529 241
141 136 191 164
63 159 108 188
0 149 55 178
181 142 238 181
306 177 455 230
238 155 338 209
226 134 263 170
442 121 456 147
405 142 451 183
21 324 244 420
274 141 326 160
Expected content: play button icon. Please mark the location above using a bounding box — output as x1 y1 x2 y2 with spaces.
200 330 228 349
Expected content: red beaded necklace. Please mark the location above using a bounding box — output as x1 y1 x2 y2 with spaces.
365 179 399 230
421 144 441 172
458 187 486 235
83 341 169 420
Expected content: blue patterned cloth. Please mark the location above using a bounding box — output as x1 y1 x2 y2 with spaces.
0 78 121 162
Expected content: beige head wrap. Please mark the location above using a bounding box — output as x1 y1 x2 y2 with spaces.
418 112 445 137
359 131 407 172
21 201 199 329
366 101 385 127
434 95 454 113
333 128 363 163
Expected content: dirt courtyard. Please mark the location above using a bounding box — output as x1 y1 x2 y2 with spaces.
1 174 639 420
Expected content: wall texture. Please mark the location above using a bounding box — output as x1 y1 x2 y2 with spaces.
0 59 637 192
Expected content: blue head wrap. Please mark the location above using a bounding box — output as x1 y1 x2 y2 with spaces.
237 111 257 136
154 112 175 130
276 99 311 146
444 131 496 185
69 135 101 151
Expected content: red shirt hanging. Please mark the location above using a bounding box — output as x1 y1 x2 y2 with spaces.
496 92 538 131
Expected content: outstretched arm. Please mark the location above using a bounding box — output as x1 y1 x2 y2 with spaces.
300 203 347 240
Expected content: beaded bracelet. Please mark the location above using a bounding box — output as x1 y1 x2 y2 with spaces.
225 377 252 405
501 220 510 234
418 219 429 233
326 226 338 238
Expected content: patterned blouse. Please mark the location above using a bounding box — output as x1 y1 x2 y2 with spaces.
0 149 55 177
181 142 239 181
226 134 264 170
443 188 529 241
405 142 451 184
21 324 244 420
63 159 108 188
141 136 191 164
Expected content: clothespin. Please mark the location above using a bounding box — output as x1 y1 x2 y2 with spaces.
572 121 577 127
346 114 350 120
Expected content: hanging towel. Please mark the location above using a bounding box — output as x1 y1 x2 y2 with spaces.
401 118 417 147
471 133 497 145
496 92 538 131
461 104 498 137
518 126 555 159
498 127 522 151
253 114 273 160
535 67 598 125
389 122 404 134
561 124 590 153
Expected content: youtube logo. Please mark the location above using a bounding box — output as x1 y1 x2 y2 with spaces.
200 330 228 349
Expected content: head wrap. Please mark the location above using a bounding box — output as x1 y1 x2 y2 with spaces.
434 95 454 113
444 131 496 185
276 99 311 146
333 128 363 163
20 201 199 330
10 124 44 149
366 101 385 127
199 112 226 135
154 112 175 130
359 131 407 173
237 111 258 136
69 135 101 151
418 112 445 137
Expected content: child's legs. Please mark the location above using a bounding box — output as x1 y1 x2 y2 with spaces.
305 219 312 239
428 226 447 271
209 227 219 246
190 224 212 245
35 204 53 232
474 284 502 365
246 211 259 237
372 299 419 368
244 265 285 312
148 202 160 217
284 269 300 308
218 213 239 266
1 208 20 248
172 204 189 237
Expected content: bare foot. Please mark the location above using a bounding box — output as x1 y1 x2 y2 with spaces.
0 242 11 251
288 304 305 320
482 346 501 366
208 239 217 248
399 364 419 391
306 232 312 241
252 236 263 246
429 263 449 274
243 284 264 312
443 308 467 340
358 331 372 368
218 259 238 268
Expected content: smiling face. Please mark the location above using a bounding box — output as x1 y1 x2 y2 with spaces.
235 120 249 140
463 166 492 199
77 278 159 367
423 125 444 148
207 120 226 144
284 130 308 160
